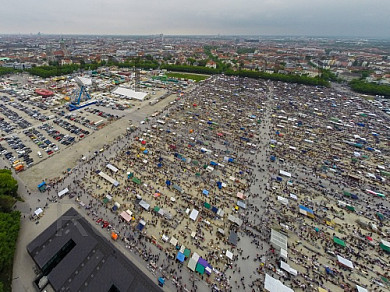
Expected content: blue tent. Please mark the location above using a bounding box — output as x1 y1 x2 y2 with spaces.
228 158 234 163
38 181 46 189
166 180 171 186
158 277 165 287
210 161 218 166
203 189 209 196
325 267 334 275
299 205 314 215
216 181 222 189
176 252 185 263
126 151 131 155
157 163 162 168
159 157 163 162
137 222 145 231
143 150 148 154
211 206 218 213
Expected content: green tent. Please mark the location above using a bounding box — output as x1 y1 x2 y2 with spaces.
195 172 201 176
132 177 141 185
380 240 390 253
380 171 390 177
203 164 208 169
377 212 384 220
192 160 199 165
154 206 160 212
184 248 191 257
346 205 355 212
333 236 346 247
195 263 205 275
204 202 211 209
103 198 109 204
343 191 351 197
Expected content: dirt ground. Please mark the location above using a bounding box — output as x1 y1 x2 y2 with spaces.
19 93 179 190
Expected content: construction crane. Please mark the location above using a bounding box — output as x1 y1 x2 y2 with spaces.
68 77 97 111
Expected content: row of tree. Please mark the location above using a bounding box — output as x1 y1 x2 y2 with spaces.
161 64 330 87
0 169 20 292
349 80 390 97
0 68 17 76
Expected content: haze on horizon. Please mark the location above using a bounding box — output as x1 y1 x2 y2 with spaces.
1 0 389 38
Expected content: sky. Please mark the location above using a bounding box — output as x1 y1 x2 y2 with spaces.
1 0 389 37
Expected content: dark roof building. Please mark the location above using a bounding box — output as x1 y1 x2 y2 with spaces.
27 207 162 292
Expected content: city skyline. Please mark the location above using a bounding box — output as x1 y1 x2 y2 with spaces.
1 0 389 38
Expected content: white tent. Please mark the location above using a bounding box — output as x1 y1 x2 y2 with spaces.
139 200 150 210
188 258 197 271
226 250 233 260
264 274 294 292
34 208 43 216
237 200 246 209
217 209 225 217
170 237 178 246
162 234 169 242
289 193 298 200
112 87 147 100
192 252 200 261
58 188 69 198
337 255 354 269
126 209 133 216
280 261 297 276
279 170 292 178
277 196 289 205
189 209 199 221
356 285 368 292
228 214 243 226
270 229 288 253
98 171 119 186
106 163 118 173
217 228 225 235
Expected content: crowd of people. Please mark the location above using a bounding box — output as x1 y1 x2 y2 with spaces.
31 75 389 292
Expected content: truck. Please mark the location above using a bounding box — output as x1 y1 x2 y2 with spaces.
37 151 42 158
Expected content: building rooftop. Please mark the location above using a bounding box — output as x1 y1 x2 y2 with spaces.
27 207 162 292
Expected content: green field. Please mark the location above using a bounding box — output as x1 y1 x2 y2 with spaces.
166 72 209 82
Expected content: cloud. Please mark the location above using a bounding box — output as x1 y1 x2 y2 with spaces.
0 0 389 37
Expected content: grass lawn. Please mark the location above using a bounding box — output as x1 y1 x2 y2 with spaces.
166 72 209 82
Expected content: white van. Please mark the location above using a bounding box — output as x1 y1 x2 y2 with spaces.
37 151 42 158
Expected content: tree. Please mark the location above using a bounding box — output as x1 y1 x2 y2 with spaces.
0 211 20 292
0 196 16 213
0 170 18 198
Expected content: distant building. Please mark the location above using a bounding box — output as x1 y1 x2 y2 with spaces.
205 60 217 69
